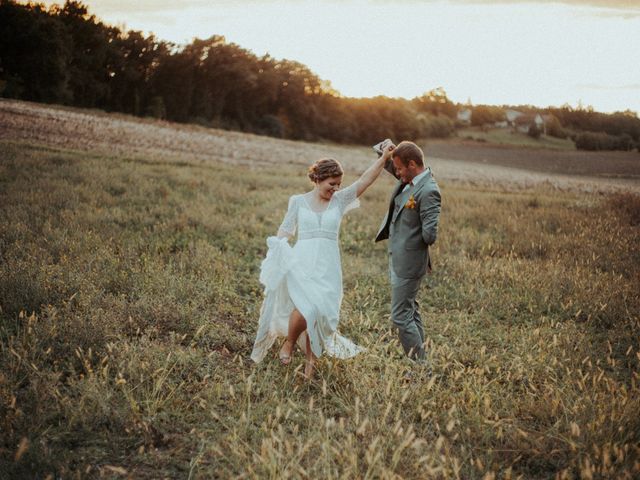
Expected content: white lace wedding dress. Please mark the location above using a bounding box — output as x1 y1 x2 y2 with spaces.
251 182 365 362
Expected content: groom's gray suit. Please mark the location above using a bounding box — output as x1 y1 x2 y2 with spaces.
375 160 441 360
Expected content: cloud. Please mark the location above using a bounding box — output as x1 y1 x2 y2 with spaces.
371 0 640 12
589 9 640 19
443 0 639 8
92 0 251 14
368 0 640 19
36 0 289 15
37 1 640 17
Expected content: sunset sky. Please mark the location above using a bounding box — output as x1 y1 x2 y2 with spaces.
36 0 640 113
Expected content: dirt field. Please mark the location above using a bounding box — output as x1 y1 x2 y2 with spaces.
1 99 638 193
427 139 640 178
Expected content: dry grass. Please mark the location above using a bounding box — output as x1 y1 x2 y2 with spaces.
1 130 639 479
2 98 639 195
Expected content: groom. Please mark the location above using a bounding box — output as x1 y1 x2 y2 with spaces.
375 141 441 362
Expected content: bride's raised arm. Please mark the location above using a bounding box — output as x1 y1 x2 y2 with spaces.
354 141 395 197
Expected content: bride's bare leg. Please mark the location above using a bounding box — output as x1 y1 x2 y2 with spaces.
304 332 316 380
279 309 306 364
287 309 307 344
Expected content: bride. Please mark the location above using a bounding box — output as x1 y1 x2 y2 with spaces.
251 140 395 378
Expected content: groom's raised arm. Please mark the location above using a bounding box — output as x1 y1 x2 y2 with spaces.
376 139 399 179
355 142 396 197
383 157 399 179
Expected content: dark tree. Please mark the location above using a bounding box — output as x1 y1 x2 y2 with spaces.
0 1 462 144
412 87 457 119
0 1 71 102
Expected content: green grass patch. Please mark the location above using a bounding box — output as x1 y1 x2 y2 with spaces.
459 127 576 150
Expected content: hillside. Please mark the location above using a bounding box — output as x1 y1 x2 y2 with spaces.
1 99 639 478
1 99 639 194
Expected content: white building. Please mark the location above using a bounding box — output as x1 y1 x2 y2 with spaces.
514 113 545 133
505 109 524 126
457 108 472 125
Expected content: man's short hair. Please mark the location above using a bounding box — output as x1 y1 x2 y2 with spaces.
393 141 424 167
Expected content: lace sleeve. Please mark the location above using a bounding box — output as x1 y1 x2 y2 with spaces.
335 181 360 215
277 195 298 238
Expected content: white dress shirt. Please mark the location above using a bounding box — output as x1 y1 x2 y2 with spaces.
401 168 430 193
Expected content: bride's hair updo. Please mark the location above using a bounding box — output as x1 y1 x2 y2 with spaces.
308 158 343 183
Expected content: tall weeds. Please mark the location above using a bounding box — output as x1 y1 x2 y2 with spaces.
1 141 638 478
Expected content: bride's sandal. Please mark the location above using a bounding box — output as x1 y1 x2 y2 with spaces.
279 339 294 365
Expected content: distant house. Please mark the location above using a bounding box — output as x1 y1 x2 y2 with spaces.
505 109 524 126
540 114 556 134
514 113 545 133
457 108 472 125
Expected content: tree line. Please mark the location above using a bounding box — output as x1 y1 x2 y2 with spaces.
1 1 638 151
0 0 456 144
548 106 640 151
501 104 640 151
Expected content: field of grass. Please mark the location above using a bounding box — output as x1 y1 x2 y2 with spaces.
456 128 576 151
1 137 639 479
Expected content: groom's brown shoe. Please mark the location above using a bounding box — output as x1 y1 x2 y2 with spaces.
402 358 433 382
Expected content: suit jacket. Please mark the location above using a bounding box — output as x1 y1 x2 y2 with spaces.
376 160 441 279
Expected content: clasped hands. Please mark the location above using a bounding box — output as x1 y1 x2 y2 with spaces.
378 139 396 160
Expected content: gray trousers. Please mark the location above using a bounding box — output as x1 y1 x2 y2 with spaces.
389 256 425 360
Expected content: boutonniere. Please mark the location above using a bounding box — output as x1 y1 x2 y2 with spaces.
405 195 416 209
